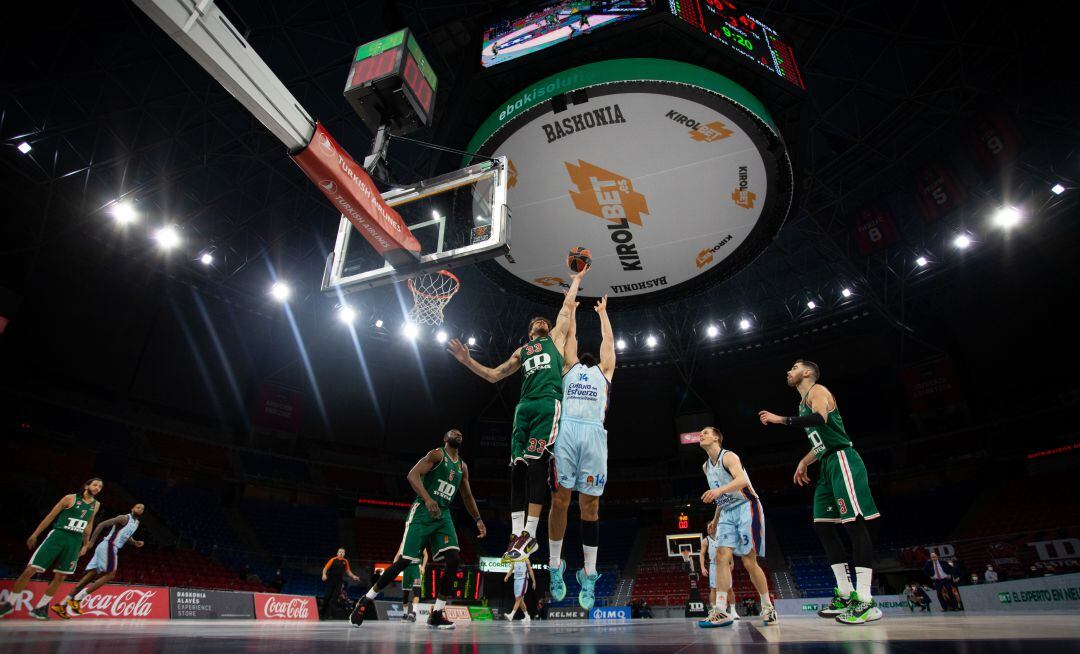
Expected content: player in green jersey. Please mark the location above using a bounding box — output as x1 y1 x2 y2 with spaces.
448 264 589 562
0 478 102 620
350 429 485 630
759 360 882 625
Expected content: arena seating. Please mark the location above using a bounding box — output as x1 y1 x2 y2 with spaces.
114 546 269 592
237 451 313 484
241 499 339 557
120 472 247 553
143 431 232 473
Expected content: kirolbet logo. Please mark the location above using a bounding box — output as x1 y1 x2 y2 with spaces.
731 165 756 209
696 234 734 269
535 276 569 288
566 160 649 272
665 110 733 142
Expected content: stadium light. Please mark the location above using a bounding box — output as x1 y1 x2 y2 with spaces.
111 201 137 225
338 305 356 324
374 319 384 328
467 336 477 346
616 339 627 351
1051 183 1066 195
992 206 1022 229
645 335 658 348
739 318 751 331
200 252 214 265
269 282 291 302
436 330 448 343
841 288 853 298
17 142 31 154
402 322 420 340
953 234 972 249
706 325 719 338
806 300 817 310
915 256 929 267
153 225 180 250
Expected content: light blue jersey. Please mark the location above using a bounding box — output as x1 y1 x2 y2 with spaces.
703 448 758 510
106 514 140 549
561 363 609 425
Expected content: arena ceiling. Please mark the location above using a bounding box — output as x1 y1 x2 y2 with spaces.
2 1 1076 364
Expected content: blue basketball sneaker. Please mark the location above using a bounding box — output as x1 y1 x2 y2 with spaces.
576 569 601 610
549 559 567 602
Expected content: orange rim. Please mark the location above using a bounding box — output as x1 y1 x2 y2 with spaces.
408 270 461 300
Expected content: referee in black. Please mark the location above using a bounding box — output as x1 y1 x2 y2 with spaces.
321 548 359 619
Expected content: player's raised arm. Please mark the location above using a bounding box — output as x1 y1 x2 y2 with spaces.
459 462 486 538
758 385 831 427
407 449 445 518
563 301 580 373
549 265 588 351
448 339 521 383
595 295 615 380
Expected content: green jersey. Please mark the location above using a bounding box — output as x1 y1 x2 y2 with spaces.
52 494 97 536
518 336 563 401
419 448 463 511
799 390 852 458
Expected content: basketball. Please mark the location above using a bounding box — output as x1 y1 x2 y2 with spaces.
568 246 591 273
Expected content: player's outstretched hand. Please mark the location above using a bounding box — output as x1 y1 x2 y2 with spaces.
476 520 487 539
26 535 37 551
447 338 471 363
701 489 722 504
793 461 811 486
570 264 590 282
758 410 783 425
424 498 442 519
594 294 608 313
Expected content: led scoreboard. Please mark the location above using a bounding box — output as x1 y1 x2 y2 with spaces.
668 0 805 91
344 28 438 133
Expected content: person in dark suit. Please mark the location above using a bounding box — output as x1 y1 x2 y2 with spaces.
923 552 960 610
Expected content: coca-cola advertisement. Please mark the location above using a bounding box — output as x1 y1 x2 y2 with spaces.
253 593 318 621
0 581 169 620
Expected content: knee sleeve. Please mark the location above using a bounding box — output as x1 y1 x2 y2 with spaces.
844 517 874 569
511 461 529 513
375 558 412 592
528 459 548 505
438 551 461 598
813 521 848 565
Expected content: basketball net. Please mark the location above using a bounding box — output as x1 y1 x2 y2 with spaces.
407 270 460 326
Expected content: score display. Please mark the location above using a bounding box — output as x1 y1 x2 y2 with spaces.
344 28 438 131
668 0 805 91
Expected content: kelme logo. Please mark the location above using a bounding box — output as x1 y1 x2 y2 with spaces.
732 165 756 209
507 158 518 189
566 160 649 226
690 121 734 143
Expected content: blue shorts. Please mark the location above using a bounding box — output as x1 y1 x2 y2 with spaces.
514 576 530 598
550 418 607 496
86 541 118 574
716 499 766 558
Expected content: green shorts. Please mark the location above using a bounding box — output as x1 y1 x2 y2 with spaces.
29 530 82 575
510 397 561 463
398 502 459 562
402 561 422 590
813 447 880 524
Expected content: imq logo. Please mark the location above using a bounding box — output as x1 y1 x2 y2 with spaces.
566 160 649 272
731 166 756 209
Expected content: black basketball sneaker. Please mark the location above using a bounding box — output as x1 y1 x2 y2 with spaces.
428 609 455 630
817 588 852 618
350 596 373 627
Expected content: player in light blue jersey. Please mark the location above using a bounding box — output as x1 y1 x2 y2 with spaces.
547 295 615 610
700 528 741 621
697 427 776 628
53 502 145 619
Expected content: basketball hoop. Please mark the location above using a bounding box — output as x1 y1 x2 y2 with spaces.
407 270 460 326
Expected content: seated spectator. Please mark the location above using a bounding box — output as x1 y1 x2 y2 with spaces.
968 573 980 585
984 565 998 583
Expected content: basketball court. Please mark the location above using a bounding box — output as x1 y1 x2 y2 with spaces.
3 615 1079 653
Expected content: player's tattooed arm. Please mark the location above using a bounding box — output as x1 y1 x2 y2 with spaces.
550 265 589 352
28 494 75 550
448 339 521 383
701 451 749 503
408 449 445 518
460 462 486 538
596 295 615 380
563 300 580 373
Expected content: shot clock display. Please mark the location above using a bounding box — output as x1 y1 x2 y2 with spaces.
668 0 805 91
344 28 438 132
